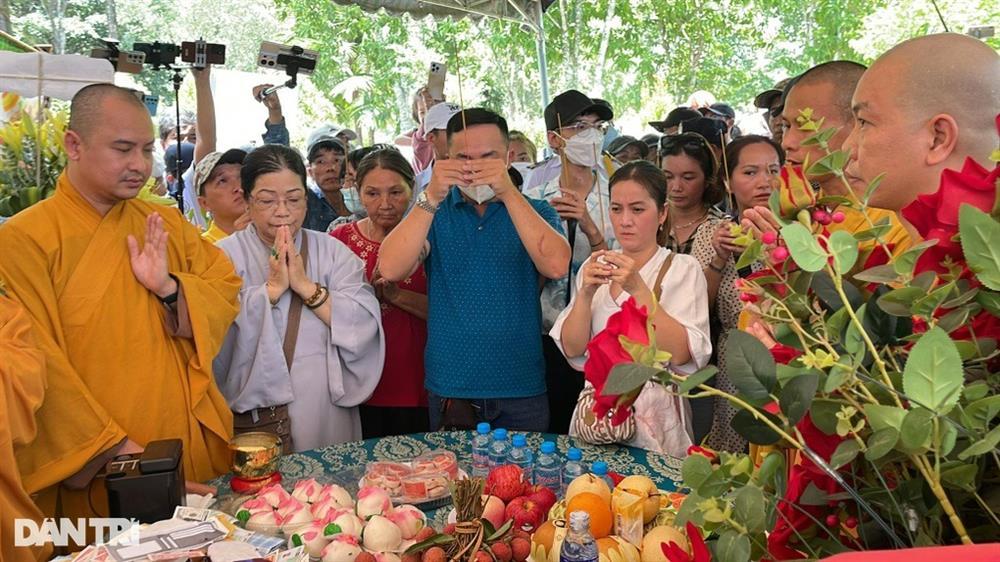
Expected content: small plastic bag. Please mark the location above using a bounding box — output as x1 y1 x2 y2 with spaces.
612 489 645 547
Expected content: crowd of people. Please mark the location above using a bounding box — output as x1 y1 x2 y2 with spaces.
0 30 998 559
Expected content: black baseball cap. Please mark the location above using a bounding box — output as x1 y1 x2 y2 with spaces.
677 117 727 148
649 107 700 133
607 136 649 159
544 89 614 131
754 78 792 109
703 103 736 120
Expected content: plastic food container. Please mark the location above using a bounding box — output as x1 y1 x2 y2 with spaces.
412 450 459 479
400 471 450 503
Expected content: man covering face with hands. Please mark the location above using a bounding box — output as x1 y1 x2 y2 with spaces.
379 108 570 432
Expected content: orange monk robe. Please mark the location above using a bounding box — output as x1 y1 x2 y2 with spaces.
0 173 240 520
827 203 912 258
0 292 49 562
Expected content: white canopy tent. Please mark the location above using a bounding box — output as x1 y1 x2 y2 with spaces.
331 0 555 107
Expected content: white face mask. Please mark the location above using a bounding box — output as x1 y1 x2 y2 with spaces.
459 184 496 204
562 128 605 168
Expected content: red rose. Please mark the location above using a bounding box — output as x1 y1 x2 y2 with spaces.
661 522 711 562
686 445 718 462
768 414 848 560
769 343 803 365
902 157 998 275
584 297 651 425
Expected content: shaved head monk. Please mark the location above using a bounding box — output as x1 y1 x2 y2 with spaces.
743 60 911 254
844 33 1000 212
0 83 240 531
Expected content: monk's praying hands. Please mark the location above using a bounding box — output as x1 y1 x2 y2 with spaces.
127 213 177 300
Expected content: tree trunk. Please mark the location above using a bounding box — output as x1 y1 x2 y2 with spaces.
40 0 66 53
592 0 617 97
0 0 11 34
105 0 119 39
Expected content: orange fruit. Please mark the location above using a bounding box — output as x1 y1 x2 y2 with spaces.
565 492 613 539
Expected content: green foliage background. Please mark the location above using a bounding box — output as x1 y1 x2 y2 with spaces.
8 0 999 141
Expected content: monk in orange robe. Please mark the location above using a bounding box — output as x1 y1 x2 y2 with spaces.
0 84 240 525
0 286 49 561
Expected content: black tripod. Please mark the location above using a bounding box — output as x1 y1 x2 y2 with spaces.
169 67 187 214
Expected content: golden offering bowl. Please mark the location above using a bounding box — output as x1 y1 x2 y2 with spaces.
229 432 282 480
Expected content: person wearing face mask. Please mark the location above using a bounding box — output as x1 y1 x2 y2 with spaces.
522 90 618 433
379 108 570 432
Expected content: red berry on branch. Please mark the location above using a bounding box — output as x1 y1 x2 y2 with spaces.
771 246 789 262
832 211 846 223
739 292 753 302
761 231 778 245
826 514 840 527
813 209 832 225
845 517 858 529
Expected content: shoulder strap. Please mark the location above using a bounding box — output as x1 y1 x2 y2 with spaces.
282 231 308 371
652 252 675 303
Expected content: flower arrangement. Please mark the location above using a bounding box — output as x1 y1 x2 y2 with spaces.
601 112 1000 560
0 104 68 216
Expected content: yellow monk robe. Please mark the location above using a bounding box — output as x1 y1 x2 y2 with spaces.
828 203 912 258
0 173 240 520
0 290 50 562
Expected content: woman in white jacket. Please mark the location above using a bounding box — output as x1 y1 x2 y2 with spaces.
551 160 712 456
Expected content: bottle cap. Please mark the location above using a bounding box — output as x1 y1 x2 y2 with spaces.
477 422 491 435
512 434 527 447
568 510 591 531
591 460 609 475
493 428 507 440
540 441 556 454
567 447 582 461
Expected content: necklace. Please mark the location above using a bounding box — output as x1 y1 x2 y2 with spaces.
672 209 709 231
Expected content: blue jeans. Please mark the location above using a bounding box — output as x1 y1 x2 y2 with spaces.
427 392 549 432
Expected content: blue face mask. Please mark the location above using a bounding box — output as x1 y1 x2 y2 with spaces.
602 125 620 151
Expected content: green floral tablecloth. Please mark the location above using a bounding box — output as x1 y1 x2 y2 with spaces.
210 431 683 527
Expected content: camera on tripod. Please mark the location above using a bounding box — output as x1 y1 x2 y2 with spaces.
132 39 225 70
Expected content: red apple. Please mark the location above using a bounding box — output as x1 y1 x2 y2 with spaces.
523 485 557 514
504 497 546 533
486 465 525 503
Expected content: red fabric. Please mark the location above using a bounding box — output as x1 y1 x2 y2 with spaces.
584 297 650 425
821 544 1000 562
330 223 428 407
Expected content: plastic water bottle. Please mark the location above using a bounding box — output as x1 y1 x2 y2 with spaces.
590 461 615 489
560 511 598 562
471 422 492 478
506 434 535 482
561 448 586 496
488 428 512 468
534 441 562 494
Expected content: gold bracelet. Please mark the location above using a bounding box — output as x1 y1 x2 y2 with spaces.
707 260 726 274
305 286 329 309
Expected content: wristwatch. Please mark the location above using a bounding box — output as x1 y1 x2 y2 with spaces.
414 190 438 215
